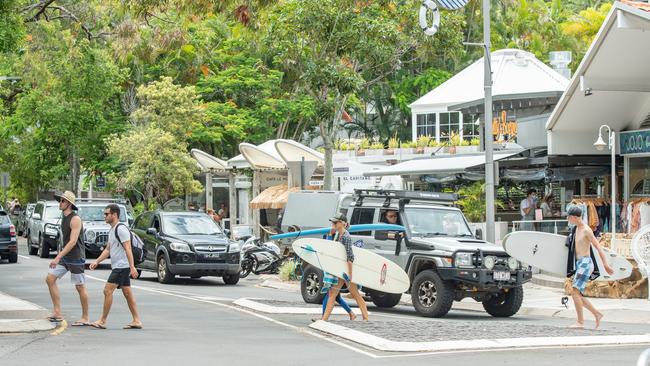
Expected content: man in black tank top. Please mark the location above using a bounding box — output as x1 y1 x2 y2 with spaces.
45 191 90 326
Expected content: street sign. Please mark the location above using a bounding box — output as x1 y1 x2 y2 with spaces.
0 173 9 188
96 176 106 188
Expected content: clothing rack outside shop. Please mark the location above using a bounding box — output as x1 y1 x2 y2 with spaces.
511 219 568 234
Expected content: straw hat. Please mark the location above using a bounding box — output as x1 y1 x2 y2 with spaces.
54 191 78 210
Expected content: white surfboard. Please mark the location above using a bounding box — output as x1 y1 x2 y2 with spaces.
293 238 410 294
502 231 633 281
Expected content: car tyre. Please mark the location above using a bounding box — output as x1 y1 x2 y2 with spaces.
301 265 325 304
411 270 454 318
222 274 240 285
27 232 37 255
38 235 49 259
482 286 524 318
8 253 18 263
157 255 174 284
368 290 402 308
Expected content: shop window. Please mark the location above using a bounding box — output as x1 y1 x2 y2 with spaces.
439 112 461 142
416 113 436 138
462 113 480 140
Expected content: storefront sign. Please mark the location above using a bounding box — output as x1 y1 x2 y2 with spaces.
620 129 650 155
492 110 517 138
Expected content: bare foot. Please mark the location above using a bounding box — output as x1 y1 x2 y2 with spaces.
362 317 369 321
568 322 584 329
595 312 603 329
348 312 357 321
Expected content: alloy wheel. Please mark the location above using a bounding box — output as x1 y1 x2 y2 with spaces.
418 280 438 307
158 257 167 280
305 273 320 297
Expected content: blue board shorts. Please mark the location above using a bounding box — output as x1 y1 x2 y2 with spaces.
572 256 594 294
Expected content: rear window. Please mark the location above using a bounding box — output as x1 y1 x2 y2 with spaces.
0 214 10 224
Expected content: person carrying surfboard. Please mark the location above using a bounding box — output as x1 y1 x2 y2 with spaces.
566 206 614 329
320 213 369 322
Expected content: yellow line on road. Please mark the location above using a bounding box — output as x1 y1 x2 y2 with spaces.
50 320 67 336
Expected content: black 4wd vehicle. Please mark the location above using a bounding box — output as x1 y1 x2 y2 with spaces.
299 189 532 318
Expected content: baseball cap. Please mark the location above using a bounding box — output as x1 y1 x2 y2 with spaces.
329 213 348 223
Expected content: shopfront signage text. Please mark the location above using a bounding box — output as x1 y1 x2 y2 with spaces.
620 129 650 155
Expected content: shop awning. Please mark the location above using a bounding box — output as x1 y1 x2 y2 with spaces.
239 140 286 170
546 2 650 155
363 151 523 177
250 184 319 209
190 149 228 172
274 139 324 166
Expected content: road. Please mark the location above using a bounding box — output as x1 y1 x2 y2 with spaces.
1 238 648 366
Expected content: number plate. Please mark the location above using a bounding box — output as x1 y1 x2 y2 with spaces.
493 271 511 281
205 253 221 259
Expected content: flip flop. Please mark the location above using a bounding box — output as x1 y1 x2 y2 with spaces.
47 316 64 322
90 322 106 329
123 324 142 329
71 321 91 326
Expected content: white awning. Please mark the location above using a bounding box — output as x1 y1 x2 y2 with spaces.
239 140 286 170
546 2 650 155
190 149 228 172
410 49 568 113
363 152 522 177
274 139 324 166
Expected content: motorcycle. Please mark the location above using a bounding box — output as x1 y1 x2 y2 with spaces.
239 236 286 278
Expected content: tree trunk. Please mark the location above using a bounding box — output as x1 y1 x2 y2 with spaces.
322 131 333 190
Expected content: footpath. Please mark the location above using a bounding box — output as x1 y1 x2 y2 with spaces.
259 276 650 324
0 291 56 333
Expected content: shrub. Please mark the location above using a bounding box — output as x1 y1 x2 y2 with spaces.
278 260 298 281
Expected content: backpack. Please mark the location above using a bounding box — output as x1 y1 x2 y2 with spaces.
115 223 146 265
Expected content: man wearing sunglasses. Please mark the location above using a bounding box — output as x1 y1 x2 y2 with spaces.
89 204 142 330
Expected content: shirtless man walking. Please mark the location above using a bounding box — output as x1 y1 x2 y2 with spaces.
566 206 613 329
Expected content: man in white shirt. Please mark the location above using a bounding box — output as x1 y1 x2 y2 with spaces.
89 204 142 330
520 189 537 230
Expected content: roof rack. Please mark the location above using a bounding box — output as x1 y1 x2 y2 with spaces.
75 198 128 204
353 189 458 207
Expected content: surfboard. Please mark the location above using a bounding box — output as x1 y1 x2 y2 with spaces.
502 231 633 281
292 238 410 294
270 224 405 240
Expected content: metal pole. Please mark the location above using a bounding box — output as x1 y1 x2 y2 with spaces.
483 0 495 243
611 131 616 251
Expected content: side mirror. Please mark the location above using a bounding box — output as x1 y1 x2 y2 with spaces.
475 228 482 240
146 228 158 236
374 230 389 241
224 229 231 238
32 213 41 221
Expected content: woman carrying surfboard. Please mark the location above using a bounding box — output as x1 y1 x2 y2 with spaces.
320 213 369 322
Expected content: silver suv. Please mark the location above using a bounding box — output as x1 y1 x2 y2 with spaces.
299 189 532 318
27 201 61 258
76 200 130 257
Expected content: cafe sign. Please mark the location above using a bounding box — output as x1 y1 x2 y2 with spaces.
620 129 650 155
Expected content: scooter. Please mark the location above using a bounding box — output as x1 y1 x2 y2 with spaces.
239 236 285 278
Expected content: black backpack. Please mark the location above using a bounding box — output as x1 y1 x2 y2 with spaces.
115 223 146 265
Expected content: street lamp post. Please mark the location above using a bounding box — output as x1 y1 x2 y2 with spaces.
593 124 616 250
482 0 495 244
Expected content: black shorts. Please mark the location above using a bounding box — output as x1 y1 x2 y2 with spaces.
107 268 131 288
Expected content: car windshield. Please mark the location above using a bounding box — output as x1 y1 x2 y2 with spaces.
78 206 127 222
162 215 222 236
44 207 62 220
404 208 473 237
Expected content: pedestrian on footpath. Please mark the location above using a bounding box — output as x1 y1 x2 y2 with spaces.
320 213 369 322
520 189 537 230
89 204 142 330
566 206 613 329
45 191 90 326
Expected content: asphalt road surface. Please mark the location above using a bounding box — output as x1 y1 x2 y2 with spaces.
1 239 648 366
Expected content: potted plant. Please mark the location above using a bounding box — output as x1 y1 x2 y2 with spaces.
356 138 370 156
400 140 415 155
448 132 460 154
385 137 399 155
416 135 431 154
367 141 384 156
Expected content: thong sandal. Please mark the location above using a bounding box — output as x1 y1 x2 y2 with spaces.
123 324 142 329
71 321 91 326
47 315 64 322
90 322 107 329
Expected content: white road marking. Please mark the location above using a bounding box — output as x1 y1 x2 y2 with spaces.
84 274 379 358
18 255 30 260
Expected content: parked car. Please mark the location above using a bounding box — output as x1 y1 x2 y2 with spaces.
76 200 130 258
16 203 35 237
0 211 18 263
289 189 532 318
27 200 61 258
132 211 241 285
